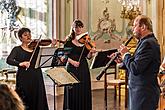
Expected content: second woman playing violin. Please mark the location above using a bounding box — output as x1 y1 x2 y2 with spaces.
6 27 49 110
63 19 96 110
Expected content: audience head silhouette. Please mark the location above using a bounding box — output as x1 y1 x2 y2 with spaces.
0 83 24 110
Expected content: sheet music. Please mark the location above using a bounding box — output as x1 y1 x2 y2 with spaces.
35 47 72 68
35 47 57 68
47 67 79 86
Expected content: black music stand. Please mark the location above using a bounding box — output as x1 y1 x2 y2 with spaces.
35 47 72 68
35 47 78 110
35 47 56 68
90 49 117 69
47 68 79 110
35 47 71 110
90 49 117 110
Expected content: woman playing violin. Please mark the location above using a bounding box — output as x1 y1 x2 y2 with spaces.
6 27 49 110
63 19 96 110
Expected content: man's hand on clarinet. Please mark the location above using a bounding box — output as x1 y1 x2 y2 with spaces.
107 52 122 63
118 44 129 57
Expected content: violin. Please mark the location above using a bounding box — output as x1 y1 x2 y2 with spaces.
55 39 66 44
28 39 52 49
77 34 96 62
78 34 96 50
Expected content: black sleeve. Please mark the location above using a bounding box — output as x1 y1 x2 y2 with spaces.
64 40 71 48
64 40 72 57
6 47 20 67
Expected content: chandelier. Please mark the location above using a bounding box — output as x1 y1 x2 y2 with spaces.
118 0 141 20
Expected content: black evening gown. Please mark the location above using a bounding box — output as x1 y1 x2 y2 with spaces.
63 40 92 110
6 46 49 110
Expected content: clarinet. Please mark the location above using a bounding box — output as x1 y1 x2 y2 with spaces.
96 36 133 80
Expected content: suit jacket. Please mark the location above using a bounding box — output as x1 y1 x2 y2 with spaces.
123 33 161 110
123 34 160 86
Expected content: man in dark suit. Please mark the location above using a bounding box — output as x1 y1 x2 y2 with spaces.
117 15 161 110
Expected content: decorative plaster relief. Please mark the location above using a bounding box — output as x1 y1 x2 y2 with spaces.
88 0 128 50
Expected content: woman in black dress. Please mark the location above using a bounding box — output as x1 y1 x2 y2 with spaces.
63 19 96 110
6 27 49 110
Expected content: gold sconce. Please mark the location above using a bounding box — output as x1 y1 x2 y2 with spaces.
118 0 141 20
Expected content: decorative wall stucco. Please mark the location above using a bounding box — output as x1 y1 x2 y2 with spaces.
88 0 130 50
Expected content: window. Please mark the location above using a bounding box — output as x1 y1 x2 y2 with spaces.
0 0 50 68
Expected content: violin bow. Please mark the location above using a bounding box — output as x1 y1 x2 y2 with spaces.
29 35 42 64
78 45 86 62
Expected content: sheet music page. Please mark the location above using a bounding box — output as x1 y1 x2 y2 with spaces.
35 47 57 68
47 67 79 86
